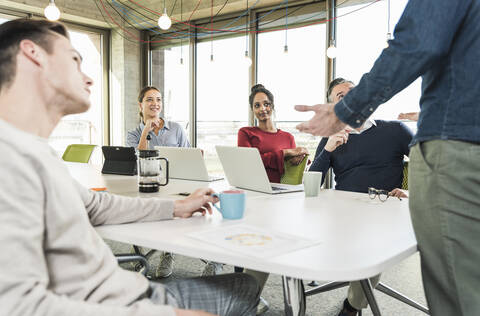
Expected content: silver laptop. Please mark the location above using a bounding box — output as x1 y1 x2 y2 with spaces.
215 146 304 194
154 147 223 182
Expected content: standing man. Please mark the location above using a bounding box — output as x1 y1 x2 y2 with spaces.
0 18 259 316
296 1 480 315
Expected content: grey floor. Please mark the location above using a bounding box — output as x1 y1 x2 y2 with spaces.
108 240 428 316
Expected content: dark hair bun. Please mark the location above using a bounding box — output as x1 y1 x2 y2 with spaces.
248 84 274 108
251 84 265 92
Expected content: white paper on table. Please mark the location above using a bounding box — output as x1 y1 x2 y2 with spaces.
187 224 321 259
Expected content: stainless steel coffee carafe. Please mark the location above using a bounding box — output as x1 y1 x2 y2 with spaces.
137 150 169 193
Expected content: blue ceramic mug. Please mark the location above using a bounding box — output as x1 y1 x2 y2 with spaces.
212 190 246 219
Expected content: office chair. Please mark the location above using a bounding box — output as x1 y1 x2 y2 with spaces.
281 155 309 185
116 246 153 277
401 161 409 190
62 144 96 163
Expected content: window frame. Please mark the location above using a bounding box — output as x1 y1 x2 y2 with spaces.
146 2 329 147
0 8 111 147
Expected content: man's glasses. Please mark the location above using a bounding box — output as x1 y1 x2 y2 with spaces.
368 187 390 202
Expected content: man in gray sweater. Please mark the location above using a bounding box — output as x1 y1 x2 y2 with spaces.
0 19 259 316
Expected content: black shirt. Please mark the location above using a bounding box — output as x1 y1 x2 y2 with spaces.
309 120 413 193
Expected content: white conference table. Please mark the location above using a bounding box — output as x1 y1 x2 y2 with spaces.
68 163 420 316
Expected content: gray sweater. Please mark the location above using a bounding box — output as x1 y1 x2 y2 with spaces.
0 119 176 316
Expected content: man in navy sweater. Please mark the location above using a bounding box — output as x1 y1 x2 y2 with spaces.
309 78 413 316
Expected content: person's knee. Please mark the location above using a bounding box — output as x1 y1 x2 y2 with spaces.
242 273 261 296
232 273 260 315
232 273 260 299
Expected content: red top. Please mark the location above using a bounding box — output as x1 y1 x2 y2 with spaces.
238 127 296 183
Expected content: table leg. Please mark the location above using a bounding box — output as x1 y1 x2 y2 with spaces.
376 283 429 314
282 276 306 316
305 281 349 296
360 279 382 316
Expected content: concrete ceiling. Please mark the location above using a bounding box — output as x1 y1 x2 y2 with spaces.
126 0 372 24
0 0 373 29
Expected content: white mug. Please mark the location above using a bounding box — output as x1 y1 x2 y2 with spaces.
303 171 323 197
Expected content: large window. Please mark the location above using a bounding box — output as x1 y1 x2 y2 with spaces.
147 1 421 168
151 44 190 136
197 36 249 174
0 15 107 164
49 27 107 164
337 0 420 129
258 24 326 155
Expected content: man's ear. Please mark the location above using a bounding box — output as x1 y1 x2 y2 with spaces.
18 39 45 67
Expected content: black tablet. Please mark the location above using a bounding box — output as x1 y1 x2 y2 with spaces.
101 146 137 176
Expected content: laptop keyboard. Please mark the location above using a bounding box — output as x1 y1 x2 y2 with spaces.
271 186 287 191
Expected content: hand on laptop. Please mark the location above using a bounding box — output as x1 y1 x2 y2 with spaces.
175 308 217 316
173 188 219 218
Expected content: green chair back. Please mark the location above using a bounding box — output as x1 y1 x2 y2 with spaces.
280 155 309 185
401 161 409 190
62 144 96 163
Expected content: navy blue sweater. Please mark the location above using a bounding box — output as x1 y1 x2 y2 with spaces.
309 120 413 193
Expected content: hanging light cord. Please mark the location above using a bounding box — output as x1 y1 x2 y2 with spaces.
245 0 249 54
387 0 391 35
285 0 288 49
210 0 213 59
180 0 183 61
100 0 381 43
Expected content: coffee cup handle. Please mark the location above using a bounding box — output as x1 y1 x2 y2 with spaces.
211 193 221 212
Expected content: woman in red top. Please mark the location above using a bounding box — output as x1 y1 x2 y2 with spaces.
238 84 308 183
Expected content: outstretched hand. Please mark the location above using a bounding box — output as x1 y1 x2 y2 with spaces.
173 188 219 218
295 103 346 136
397 112 419 122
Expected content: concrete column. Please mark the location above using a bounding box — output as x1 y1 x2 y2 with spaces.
110 27 143 146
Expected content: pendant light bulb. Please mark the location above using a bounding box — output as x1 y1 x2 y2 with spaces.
44 0 60 21
384 32 392 48
244 51 252 67
158 9 172 30
326 44 337 59
385 0 392 49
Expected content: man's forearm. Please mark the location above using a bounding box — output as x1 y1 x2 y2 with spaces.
80 184 174 225
334 0 470 127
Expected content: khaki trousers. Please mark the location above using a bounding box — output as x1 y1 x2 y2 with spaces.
409 140 480 316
